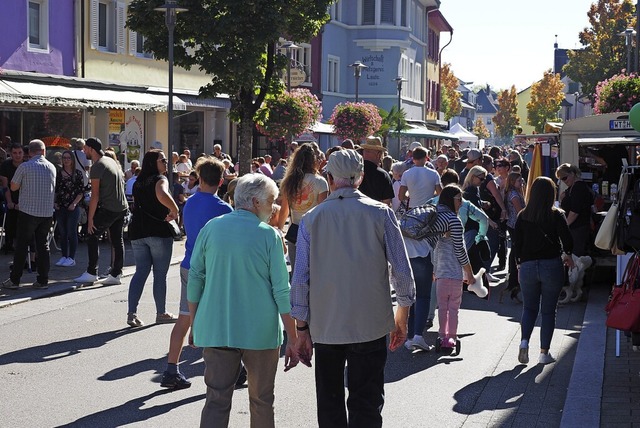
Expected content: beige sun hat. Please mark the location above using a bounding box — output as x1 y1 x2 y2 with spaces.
360 136 385 151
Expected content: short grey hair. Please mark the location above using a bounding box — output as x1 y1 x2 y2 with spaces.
29 139 46 154
234 173 279 210
333 174 364 189
391 161 407 175
213 144 222 151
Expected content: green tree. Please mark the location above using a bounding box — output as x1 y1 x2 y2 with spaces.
493 85 519 139
127 0 332 174
564 0 635 100
473 118 490 140
375 105 408 148
440 63 461 120
527 70 566 133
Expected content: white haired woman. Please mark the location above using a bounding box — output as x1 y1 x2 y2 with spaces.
188 173 299 427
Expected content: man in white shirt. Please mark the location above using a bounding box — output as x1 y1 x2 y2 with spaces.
398 147 442 208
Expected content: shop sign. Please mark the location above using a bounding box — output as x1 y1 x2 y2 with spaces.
288 68 307 87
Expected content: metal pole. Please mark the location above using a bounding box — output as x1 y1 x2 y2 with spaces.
397 80 402 156
167 11 175 180
636 1 640 72
627 33 632 72
355 72 360 102
286 47 292 91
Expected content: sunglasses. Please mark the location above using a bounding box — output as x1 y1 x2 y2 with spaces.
159 158 168 163
560 176 568 181
476 175 486 180
62 156 72 160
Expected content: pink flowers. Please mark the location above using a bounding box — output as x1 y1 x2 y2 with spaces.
329 102 382 142
594 72 640 114
256 89 321 139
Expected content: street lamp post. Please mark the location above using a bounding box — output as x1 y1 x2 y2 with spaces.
574 92 580 120
636 1 640 72
349 61 368 102
393 76 407 157
620 28 636 72
155 1 188 180
280 41 299 91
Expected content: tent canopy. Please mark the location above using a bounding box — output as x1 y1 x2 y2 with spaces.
449 123 478 143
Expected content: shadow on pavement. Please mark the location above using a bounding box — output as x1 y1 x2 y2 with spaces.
452 365 543 414
54 390 206 428
0 327 146 365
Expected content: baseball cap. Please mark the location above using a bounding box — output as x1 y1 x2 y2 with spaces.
85 137 104 155
465 149 482 162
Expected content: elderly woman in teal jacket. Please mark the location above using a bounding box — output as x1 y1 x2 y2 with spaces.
187 173 299 428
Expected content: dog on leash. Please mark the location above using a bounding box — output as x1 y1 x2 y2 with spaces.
558 255 593 304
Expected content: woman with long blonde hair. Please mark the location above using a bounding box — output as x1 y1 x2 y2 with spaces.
278 143 328 269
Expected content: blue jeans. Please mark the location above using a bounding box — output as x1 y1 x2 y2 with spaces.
315 337 387 428
56 206 80 259
519 257 565 350
128 236 174 314
408 255 433 338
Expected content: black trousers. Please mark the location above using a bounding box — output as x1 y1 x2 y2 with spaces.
315 336 387 428
86 208 126 276
11 212 52 285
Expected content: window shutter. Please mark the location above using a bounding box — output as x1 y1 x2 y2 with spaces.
129 30 137 56
381 0 394 24
362 0 375 24
116 2 125 54
90 0 99 49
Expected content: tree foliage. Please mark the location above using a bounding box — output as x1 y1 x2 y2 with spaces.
493 86 519 139
564 0 635 100
375 105 408 148
527 70 565 133
440 63 461 120
473 118 490 140
127 0 332 174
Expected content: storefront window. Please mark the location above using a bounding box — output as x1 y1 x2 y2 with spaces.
177 111 204 159
0 110 21 144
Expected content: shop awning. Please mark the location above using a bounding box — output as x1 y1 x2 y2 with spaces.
178 94 231 109
0 80 166 111
401 125 459 141
577 137 640 145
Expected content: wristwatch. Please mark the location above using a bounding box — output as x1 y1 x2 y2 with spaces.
296 324 309 331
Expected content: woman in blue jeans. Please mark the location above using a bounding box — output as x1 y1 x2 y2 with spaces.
512 177 575 365
54 150 85 267
126 149 180 327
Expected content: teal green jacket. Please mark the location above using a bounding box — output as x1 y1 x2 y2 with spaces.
187 209 290 349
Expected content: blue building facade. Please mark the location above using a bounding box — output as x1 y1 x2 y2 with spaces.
319 0 441 148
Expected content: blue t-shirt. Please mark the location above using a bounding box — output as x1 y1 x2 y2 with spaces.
181 191 233 269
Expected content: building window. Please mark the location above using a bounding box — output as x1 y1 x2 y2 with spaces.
129 31 153 59
486 118 492 125
292 44 312 84
381 0 394 24
401 0 407 26
328 56 340 93
91 0 125 53
330 0 342 22
362 0 375 25
415 63 422 101
28 0 49 51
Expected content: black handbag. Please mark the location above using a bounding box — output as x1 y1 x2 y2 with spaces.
284 223 299 244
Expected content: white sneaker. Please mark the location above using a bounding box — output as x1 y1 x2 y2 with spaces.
411 335 435 352
404 337 415 350
62 258 76 267
538 352 556 364
102 274 122 285
55 257 68 266
74 272 98 284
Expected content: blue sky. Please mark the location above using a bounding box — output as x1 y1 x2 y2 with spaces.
439 0 600 91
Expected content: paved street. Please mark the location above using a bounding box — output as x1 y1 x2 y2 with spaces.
0 240 624 427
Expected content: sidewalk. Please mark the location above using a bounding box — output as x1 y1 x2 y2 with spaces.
0 238 186 308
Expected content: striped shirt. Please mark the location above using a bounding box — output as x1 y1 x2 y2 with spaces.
12 154 56 218
428 205 470 281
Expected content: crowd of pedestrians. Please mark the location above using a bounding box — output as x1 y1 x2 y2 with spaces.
0 134 584 427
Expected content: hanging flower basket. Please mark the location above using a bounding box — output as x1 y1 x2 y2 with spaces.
594 72 640 114
329 102 382 143
256 89 321 139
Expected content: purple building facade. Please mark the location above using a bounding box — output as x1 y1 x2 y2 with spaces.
0 0 76 75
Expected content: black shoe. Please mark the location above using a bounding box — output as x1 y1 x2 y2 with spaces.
2 278 19 289
235 366 247 387
31 281 48 290
160 371 191 390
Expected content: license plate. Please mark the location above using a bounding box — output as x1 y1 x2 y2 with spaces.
610 119 632 130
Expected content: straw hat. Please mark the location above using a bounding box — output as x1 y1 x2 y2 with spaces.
360 136 385 151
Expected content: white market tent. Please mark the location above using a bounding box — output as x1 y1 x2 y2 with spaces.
449 123 479 143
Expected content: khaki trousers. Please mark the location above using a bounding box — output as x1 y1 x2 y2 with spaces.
200 346 279 428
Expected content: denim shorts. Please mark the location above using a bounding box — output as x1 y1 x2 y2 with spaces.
179 266 189 316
